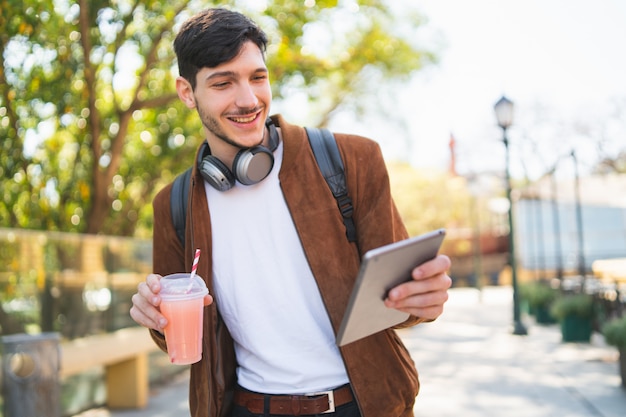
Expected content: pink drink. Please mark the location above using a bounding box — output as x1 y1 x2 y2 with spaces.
160 273 208 365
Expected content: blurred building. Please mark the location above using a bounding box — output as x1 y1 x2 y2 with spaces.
516 174 626 276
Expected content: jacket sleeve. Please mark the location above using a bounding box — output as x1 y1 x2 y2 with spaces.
337 134 425 328
335 134 407 256
149 183 187 351
152 183 186 276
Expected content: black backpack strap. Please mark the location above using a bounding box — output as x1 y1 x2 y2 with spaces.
305 127 357 243
170 167 192 247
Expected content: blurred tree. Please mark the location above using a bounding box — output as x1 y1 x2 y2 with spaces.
388 161 472 236
1 0 436 236
594 151 626 174
1 0 57 230
592 97 626 174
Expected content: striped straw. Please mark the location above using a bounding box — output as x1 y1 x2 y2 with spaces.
190 248 201 278
186 249 201 293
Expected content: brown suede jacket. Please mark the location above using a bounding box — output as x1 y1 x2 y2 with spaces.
149 114 425 417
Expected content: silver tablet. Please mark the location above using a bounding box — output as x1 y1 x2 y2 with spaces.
336 228 446 346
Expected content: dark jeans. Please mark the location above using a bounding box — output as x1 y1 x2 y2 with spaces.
231 401 361 417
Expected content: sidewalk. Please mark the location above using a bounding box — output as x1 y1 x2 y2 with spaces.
76 286 626 417
407 286 625 417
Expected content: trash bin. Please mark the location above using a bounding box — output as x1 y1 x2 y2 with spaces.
1 332 61 417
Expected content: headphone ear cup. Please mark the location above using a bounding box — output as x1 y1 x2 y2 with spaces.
198 155 236 192
232 146 275 185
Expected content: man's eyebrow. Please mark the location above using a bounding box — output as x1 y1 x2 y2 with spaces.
203 71 235 83
204 67 268 82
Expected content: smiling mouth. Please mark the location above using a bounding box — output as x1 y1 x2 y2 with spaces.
228 110 262 124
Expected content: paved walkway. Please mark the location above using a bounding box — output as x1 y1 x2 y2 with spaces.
406 287 625 416
75 286 626 417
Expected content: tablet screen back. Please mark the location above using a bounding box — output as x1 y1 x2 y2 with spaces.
336 229 446 346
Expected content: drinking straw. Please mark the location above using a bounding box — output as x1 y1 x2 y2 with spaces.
186 248 201 293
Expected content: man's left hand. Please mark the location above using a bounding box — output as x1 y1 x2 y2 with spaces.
384 254 452 320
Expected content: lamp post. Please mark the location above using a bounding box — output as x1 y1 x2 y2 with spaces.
571 150 586 279
494 95 527 336
549 166 564 281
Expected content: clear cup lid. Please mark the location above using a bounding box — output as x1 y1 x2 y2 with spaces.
160 273 208 300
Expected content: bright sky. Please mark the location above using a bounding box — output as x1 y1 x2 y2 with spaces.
325 0 626 181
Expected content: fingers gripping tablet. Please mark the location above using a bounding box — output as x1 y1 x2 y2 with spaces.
336 229 446 346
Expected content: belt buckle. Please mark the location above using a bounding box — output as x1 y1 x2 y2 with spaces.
306 390 335 413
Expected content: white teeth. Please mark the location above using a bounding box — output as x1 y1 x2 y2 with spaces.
231 116 256 123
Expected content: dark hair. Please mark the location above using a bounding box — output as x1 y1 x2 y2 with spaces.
174 8 268 90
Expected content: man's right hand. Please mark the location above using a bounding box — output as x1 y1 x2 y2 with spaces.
130 273 213 331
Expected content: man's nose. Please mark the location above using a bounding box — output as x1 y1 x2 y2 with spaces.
235 83 259 109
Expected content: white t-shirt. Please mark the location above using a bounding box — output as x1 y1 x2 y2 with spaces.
205 141 349 394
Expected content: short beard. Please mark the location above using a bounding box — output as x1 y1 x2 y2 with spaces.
196 101 263 149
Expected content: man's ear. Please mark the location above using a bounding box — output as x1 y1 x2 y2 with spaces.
176 76 196 109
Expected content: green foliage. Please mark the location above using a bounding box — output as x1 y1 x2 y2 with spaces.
602 316 626 349
264 1 436 126
550 293 595 321
520 280 557 309
1 1 436 237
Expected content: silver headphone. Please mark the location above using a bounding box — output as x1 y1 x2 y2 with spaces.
198 118 279 191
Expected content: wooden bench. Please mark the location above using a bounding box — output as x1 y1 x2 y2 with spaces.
60 327 160 409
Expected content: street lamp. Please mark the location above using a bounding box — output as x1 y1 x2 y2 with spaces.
494 95 528 336
571 150 586 280
549 166 564 281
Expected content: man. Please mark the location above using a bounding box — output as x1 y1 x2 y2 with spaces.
130 7 452 417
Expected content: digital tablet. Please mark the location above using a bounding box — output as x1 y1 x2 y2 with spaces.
336 228 446 346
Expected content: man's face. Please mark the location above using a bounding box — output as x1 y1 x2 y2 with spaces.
181 41 272 154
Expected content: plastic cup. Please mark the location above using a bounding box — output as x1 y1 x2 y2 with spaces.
160 273 208 365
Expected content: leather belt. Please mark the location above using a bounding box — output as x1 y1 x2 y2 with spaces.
234 384 354 415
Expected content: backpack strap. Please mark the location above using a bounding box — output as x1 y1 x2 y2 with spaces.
305 127 357 243
170 167 192 247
